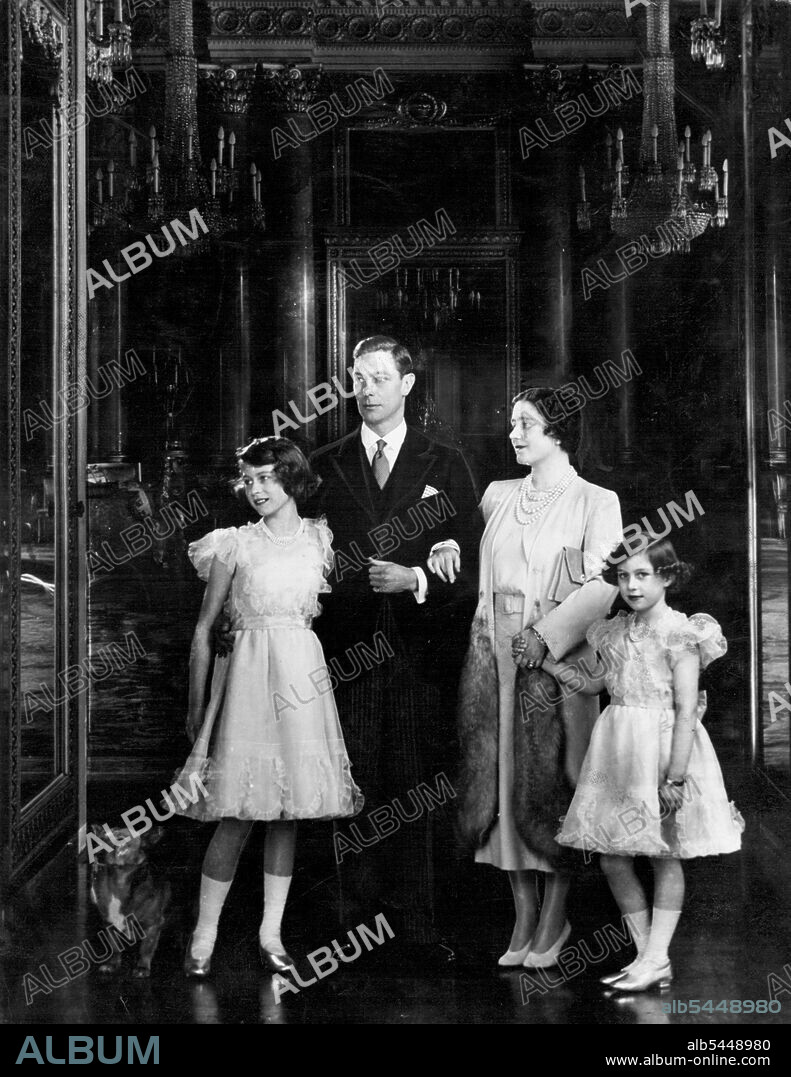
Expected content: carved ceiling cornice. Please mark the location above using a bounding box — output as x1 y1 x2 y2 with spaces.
130 1 727 72
200 1 639 70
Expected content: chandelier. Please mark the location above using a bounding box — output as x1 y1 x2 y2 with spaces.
85 0 132 84
91 0 264 241
690 0 725 70
576 0 727 254
376 268 481 332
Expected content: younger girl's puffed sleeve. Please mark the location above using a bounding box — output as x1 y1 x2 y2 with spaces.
666 613 727 670
587 615 620 654
188 527 239 582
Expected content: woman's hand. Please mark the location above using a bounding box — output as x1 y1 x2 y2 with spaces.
511 628 548 669
185 707 205 744
427 545 460 583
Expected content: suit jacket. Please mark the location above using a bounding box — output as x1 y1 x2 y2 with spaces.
308 425 482 685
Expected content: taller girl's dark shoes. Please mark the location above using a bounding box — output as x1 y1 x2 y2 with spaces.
184 933 212 978
259 943 297 973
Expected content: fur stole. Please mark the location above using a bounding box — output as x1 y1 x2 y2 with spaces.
512 666 574 869
456 615 573 868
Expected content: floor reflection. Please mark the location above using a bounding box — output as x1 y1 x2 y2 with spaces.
3 792 788 1026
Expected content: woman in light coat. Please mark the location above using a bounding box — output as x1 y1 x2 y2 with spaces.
435 387 622 968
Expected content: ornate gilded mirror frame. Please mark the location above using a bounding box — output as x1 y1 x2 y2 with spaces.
1 0 87 889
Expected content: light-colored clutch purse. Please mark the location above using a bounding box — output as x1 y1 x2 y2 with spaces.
546 546 587 604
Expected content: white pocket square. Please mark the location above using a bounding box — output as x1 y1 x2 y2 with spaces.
422 485 439 498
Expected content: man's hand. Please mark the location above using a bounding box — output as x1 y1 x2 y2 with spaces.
511 628 548 669
427 545 460 583
213 614 234 657
368 559 418 594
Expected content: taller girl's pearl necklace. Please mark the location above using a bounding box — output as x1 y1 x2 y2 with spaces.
514 465 577 526
258 518 304 547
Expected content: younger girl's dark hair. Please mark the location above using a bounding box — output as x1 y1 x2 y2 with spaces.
603 532 693 590
512 386 582 456
233 436 320 505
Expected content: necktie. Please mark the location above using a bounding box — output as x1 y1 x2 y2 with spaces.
372 439 390 489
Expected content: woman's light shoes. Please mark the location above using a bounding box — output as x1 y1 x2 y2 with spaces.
498 939 533 967
523 922 572 969
611 956 673 993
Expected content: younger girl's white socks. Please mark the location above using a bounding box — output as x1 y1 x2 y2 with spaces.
624 907 651 956
642 907 682 965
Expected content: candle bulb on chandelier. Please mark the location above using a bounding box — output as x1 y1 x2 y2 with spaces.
210 158 217 198
605 131 612 170
228 131 236 170
714 178 720 201
714 0 722 25
579 165 586 203
615 158 623 198
96 168 104 205
651 124 658 163
706 129 712 167
153 153 160 195
95 0 104 39
256 170 262 203
114 0 122 21
723 158 728 197
187 123 193 161
128 129 137 167
107 159 115 199
676 151 683 194
149 125 156 162
249 162 256 200
616 127 624 164
684 125 691 162
217 126 225 167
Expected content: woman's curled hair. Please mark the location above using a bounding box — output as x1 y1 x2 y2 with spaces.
512 386 582 457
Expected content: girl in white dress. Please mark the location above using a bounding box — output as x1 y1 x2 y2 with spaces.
549 533 743 993
176 437 363 976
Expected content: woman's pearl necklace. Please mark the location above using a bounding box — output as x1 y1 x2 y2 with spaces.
514 465 577 526
259 517 304 547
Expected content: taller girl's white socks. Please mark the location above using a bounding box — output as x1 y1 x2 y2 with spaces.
642 907 682 966
191 874 233 959
259 872 293 955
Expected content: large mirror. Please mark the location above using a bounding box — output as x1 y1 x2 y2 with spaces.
2 0 83 888
18 8 63 806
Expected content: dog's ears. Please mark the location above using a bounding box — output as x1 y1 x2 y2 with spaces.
145 826 165 846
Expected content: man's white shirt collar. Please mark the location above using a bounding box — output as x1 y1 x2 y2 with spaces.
361 419 407 461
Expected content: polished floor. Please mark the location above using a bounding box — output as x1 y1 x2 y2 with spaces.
1 770 790 1029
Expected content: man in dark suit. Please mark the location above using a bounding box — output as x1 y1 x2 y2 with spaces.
309 335 481 962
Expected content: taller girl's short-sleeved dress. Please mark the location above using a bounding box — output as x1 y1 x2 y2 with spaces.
556 609 744 858
172 516 363 822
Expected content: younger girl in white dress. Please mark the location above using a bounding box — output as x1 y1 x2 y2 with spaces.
175 437 362 976
547 533 743 993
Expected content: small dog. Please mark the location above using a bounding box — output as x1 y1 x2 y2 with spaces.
89 824 171 978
